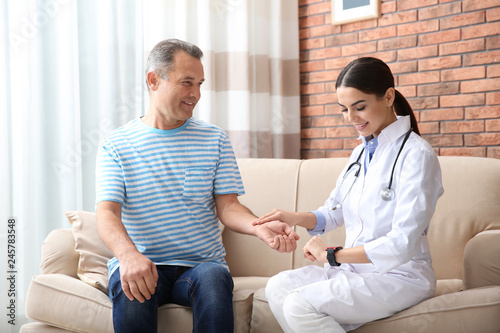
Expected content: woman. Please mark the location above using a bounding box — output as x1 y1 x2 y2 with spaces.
253 57 444 332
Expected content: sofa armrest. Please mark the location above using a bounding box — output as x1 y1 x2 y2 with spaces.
40 229 79 278
463 229 500 290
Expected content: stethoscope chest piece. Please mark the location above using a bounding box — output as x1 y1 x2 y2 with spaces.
380 187 394 201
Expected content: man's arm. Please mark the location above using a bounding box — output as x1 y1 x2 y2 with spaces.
214 193 300 253
96 201 158 302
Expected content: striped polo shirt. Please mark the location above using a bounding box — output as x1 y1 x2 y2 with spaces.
96 117 245 276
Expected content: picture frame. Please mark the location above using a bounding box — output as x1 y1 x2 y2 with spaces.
331 0 380 26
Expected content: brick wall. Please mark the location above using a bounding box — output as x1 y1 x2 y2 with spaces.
299 0 500 159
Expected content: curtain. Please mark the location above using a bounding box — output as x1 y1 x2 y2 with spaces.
0 0 299 331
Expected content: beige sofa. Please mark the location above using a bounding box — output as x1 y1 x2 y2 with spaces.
21 156 500 333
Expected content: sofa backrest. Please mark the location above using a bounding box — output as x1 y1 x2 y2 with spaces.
230 156 500 281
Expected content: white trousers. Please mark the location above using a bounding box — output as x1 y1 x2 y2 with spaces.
266 272 346 333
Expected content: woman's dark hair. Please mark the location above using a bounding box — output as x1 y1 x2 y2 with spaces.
335 57 420 135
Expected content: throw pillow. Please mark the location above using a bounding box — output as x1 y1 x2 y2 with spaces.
65 210 113 294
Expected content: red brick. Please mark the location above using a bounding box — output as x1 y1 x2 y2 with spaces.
488 64 500 77
309 47 342 61
398 0 439 11
397 20 439 36
300 60 325 73
325 56 358 70
300 1 331 16
486 36 500 50
440 93 485 107
326 103 341 115
441 120 485 133
418 29 461 46
408 97 439 110
301 127 325 139
420 108 464 121
486 92 500 104
309 70 340 83
399 71 440 86
304 24 341 39
461 78 500 93
466 106 500 119
419 2 462 20
440 147 487 157
301 83 325 95
300 105 325 117
326 150 352 158
441 66 486 82
381 1 397 14
301 150 326 159
379 36 417 51
379 11 418 27
464 50 500 66
311 115 346 127
424 134 463 147
397 85 417 98
463 0 500 12
326 126 358 138
364 51 397 64
390 61 418 75
309 139 344 150
325 32 358 47
344 138 361 149
464 133 500 146
419 121 440 134
398 45 438 61
300 37 325 50
341 42 377 56
341 19 378 33
462 22 500 39
486 7 500 22
419 55 462 71
440 11 485 30
486 119 500 131
359 26 397 42
310 93 338 105
439 39 485 56
299 15 325 28
418 82 460 96
486 147 500 159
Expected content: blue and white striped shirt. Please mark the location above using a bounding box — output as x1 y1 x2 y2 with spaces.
96 117 245 276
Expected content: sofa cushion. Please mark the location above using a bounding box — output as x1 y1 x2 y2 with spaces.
463 230 500 290
40 229 79 278
25 274 113 332
352 286 500 333
65 211 113 294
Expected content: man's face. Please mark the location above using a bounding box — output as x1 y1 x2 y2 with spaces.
153 51 205 126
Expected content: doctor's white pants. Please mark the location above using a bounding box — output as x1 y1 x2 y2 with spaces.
266 266 434 333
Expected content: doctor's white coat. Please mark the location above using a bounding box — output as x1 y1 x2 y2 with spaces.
288 116 444 328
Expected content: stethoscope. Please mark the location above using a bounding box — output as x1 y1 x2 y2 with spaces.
330 128 413 210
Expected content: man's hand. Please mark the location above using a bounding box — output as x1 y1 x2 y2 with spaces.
118 251 158 302
254 221 300 253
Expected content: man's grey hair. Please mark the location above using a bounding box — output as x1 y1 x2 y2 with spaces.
145 39 203 91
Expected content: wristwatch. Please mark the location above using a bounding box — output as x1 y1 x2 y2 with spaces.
326 246 343 266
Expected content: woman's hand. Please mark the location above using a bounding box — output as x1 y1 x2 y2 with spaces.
252 209 317 230
303 236 328 263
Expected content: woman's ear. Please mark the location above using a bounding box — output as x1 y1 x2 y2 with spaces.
385 87 396 107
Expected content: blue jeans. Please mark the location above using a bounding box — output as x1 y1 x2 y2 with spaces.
109 263 234 333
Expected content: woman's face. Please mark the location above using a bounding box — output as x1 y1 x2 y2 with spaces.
336 86 397 138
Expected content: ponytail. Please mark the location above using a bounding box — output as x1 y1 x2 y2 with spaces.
394 90 420 136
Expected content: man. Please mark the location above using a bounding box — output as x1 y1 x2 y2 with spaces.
95 39 299 333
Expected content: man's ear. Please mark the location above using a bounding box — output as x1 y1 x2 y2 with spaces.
146 71 161 92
